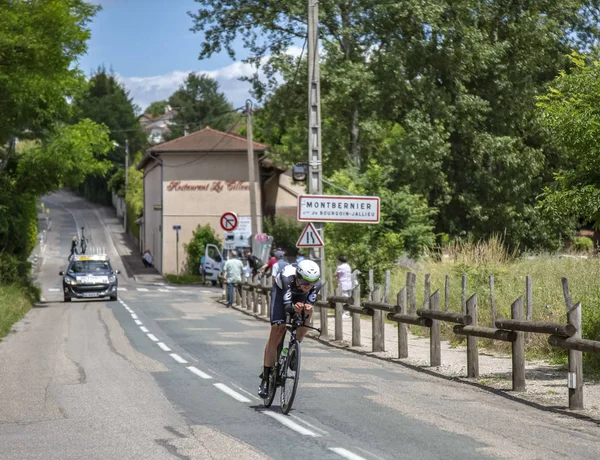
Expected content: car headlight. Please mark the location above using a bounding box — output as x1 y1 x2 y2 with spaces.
108 275 116 283
64 277 76 285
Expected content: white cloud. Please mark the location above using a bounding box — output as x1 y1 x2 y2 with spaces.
117 47 305 113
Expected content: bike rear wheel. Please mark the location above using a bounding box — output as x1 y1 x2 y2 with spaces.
280 341 301 414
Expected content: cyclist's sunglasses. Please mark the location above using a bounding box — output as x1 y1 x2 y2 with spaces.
297 278 316 286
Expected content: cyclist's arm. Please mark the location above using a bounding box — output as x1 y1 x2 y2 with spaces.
281 274 294 314
305 281 322 307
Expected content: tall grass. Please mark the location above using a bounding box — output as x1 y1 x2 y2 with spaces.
0 284 34 340
391 236 600 369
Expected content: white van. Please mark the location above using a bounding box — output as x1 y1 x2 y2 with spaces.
202 236 273 285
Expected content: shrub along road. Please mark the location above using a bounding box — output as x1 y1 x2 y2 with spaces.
1 191 600 459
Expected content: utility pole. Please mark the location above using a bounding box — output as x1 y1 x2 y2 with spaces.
307 0 325 276
246 99 260 236
124 139 129 234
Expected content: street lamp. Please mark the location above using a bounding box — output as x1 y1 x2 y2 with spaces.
292 162 309 182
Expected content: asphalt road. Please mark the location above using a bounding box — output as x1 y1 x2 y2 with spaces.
1 190 600 459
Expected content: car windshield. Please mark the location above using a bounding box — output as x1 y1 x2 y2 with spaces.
68 260 112 274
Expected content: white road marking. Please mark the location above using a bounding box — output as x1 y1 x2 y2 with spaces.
137 288 148 292
230 383 260 401
120 287 128 291
202 290 213 293
154 282 166 286
140 326 149 333
355 447 387 460
170 353 188 364
213 383 251 403
158 342 171 352
158 289 169 292
134 320 143 325
165 286 176 290
329 448 367 460
187 366 212 379
147 333 159 342
289 414 329 435
48 288 60 292
263 411 320 437
41 297 46 302
131 314 138 319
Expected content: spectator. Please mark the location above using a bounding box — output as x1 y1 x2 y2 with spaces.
259 248 282 276
270 249 288 283
335 254 352 318
222 250 244 308
245 249 261 277
296 251 305 263
142 249 153 267
200 255 206 282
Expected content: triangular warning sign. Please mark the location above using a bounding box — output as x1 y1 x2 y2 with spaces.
296 222 324 247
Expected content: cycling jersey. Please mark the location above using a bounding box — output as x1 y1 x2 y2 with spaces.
270 264 322 324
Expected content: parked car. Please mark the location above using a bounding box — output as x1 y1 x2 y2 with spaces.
59 254 120 302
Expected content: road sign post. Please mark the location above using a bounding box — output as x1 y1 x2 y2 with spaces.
173 225 182 275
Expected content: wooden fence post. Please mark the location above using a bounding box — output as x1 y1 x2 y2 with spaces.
235 282 241 306
397 287 408 359
320 282 329 339
489 275 496 326
252 274 259 314
384 270 390 303
372 286 385 352
466 293 479 378
563 277 583 410
511 296 526 391
525 275 533 342
335 285 343 341
423 274 431 310
408 272 416 315
352 278 361 346
241 275 247 309
444 275 450 312
430 290 441 367
261 274 268 317
461 275 467 314
265 276 272 319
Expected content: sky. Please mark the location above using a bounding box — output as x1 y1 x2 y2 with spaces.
80 0 262 113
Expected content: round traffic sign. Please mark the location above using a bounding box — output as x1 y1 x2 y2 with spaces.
220 212 239 232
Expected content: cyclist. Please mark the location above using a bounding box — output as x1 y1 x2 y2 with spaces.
69 236 78 261
258 259 321 398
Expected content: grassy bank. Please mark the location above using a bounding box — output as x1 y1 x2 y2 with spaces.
386 239 600 369
0 284 36 340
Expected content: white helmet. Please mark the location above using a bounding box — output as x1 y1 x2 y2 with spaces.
296 260 320 284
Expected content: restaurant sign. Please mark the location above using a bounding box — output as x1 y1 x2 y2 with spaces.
166 180 249 192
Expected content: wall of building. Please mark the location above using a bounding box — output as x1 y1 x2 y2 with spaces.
143 159 163 273
160 152 262 275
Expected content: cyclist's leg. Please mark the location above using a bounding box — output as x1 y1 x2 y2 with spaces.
259 289 287 397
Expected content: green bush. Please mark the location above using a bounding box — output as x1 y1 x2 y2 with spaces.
0 253 20 284
574 236 593 252
264 215 304 257
184 224 221 274
166 274 206 285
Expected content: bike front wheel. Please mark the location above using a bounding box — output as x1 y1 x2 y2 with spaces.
280 341 301 414
262 366 277 408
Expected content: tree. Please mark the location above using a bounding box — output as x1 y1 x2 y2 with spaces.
70 68 147 204
0 0 99 147
144 100 170 117
193 0 600 251
166 73 236 139
536 53 600 229
324 160 436 284
184 224 222 275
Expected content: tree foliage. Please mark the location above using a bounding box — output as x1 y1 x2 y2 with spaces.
537 53 600 229
144 100 170 117
0 0 98 146
191 0 600 252
165 73 236 139
184 224 222 274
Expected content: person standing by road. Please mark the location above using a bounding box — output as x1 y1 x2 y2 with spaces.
335 254 352 318
222 250 243 308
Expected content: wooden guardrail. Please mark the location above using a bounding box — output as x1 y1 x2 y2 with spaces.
236 271 593 411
